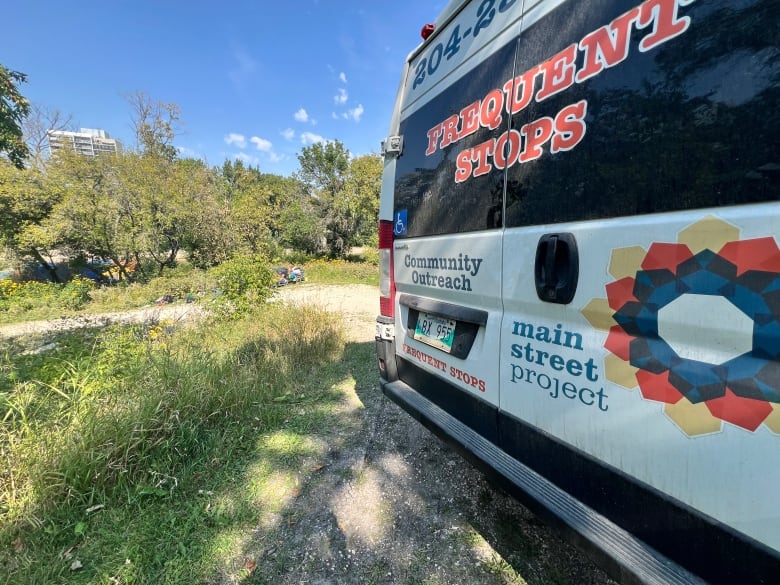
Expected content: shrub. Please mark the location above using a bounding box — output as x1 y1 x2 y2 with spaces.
208 254 277 318
360 246 379 265
59 276 95 310
0 277 94 319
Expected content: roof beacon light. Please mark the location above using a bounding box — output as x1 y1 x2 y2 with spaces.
421 23 435 40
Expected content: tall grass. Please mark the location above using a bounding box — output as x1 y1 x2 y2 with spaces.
303 259 379 286
0 304 344 528
0 278 94 323
85 267 217 313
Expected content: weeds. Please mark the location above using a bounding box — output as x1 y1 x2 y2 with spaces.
0 302 346 583
0 259 377 325
304 259 378 286
0 277 94 322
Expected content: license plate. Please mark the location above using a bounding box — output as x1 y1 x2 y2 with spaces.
414 312 456 352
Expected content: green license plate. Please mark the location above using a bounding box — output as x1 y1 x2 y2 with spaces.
413 312 456 353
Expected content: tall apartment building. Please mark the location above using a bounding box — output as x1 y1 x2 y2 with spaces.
47 128 121 157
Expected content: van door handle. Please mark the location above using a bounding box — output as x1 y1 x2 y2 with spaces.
534 233 579 304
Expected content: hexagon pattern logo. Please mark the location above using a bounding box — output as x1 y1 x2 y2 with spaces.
582 217 780 436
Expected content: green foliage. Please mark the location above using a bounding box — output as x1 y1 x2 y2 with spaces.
0 277 94 321
303 258 379 286
208 253 277 318
295 140 351 257
0 160 65 281
1 90 384 288
0 64 30 169
47 143 228 279
127 91 180 161
59 276 94 309
341 153 382 246
278 198 326 255
296 140 350 200
223 164 306 261
0 302 345 518
295 143 381 258
0 303 346 583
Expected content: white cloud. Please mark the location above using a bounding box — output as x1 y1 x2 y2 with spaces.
331 112 340 120
281 128 295 141
344 104 364 122
294 108 309 123
269 152 284 163
250 136 272 151
224 133 247 148
233 152 260 166
301 131 326 145
339 72 347 84
334 88 348 105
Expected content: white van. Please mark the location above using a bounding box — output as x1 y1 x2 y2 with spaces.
375 1 779 583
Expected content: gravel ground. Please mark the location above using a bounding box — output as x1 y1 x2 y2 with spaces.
1 284 617 584
0 303 207 339
252 284 617 585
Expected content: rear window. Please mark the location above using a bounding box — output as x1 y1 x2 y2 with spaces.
394 0 778 237
503 0 779 228
394 42 516 238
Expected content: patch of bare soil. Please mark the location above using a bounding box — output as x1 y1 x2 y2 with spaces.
246 284 617 585
272 283 379 342
0 303 207 339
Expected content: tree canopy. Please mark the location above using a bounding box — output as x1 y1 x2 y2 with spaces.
0 64 31 169
1 92 382 281
296 141 380 258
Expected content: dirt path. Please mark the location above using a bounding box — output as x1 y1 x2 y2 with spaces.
250 284 616 585
0 303 207 339
272 283 379 342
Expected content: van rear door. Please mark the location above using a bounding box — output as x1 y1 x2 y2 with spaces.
390 1 526 433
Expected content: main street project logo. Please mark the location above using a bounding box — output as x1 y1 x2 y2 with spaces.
582 217 780 436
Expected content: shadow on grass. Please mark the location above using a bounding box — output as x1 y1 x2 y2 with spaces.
225 341 614 585
0 336 613 585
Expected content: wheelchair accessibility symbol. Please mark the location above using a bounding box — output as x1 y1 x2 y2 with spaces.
394 210 407 236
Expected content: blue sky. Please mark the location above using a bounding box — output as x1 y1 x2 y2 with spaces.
2 1 446 176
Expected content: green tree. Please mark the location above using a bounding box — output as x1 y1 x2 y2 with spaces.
295 143 382 257
127 91 180 161
45 150 138 280
48 150 215 280
221 159 271 254
278 197 326 255
341 153 382 247
208 252 276 318
295 140 350 257
220 160 310 258
0 160 65 281
175 158 237 269
0 65 31 168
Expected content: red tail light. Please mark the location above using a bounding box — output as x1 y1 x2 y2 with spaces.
421 24 435 40
379 219 395 318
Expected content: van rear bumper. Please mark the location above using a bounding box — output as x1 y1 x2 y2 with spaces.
383 358 780 585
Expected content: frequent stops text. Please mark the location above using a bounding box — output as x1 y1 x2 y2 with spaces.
424 0 696 183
